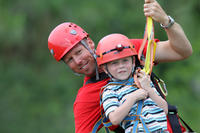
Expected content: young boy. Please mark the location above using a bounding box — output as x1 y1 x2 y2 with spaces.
96 33 168 133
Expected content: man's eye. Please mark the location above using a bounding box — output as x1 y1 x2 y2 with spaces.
67 58 73 64
76 50 82 55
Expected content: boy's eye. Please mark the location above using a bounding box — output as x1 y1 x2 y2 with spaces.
122 59 128 62
111 61 118 65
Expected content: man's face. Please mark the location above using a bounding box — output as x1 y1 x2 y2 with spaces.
63 42 96 77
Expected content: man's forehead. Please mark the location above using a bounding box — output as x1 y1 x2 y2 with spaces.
65 43 84 57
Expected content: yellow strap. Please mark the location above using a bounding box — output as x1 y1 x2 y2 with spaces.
147 17 153 39
142 17 157 75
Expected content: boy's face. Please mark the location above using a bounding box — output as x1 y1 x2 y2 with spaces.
105 56 134 80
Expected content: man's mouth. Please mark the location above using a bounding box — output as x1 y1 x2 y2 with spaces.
80 62 89 70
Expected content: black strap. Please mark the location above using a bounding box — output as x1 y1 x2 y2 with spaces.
168 104 195 133
113 126 125 133
150 72 166 99
179 115 194 132
168 104 182 133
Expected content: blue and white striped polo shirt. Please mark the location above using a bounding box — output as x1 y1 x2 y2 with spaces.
101 77 167 132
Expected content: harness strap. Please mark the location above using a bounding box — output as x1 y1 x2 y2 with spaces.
132 100 150 133
140 116 150 133
133 68 142 88
138 17 157 76
92 115 111 133
132 100 143 132
132 119 140 133
179 116 194 132
168 104 194 133
92 117 103 133
168 104 182 133
143 17 156 75
102 115 113 127
92 86 115 133
123 100 150 133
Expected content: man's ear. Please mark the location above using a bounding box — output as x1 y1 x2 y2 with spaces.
86 37 95 50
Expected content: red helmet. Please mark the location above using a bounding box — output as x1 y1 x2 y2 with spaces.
48 22 88 61
96 33 137 66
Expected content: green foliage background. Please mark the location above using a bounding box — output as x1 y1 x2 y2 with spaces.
0 0 200 132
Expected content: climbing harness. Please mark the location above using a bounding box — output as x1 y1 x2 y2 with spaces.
124 100 150 133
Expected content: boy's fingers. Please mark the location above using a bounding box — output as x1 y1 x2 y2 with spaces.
138 70 146 75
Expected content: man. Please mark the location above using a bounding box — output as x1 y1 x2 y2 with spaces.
48 0 192 132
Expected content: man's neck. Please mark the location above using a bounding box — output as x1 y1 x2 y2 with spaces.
85 72 109 85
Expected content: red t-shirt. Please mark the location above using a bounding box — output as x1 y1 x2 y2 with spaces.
73 39 157 133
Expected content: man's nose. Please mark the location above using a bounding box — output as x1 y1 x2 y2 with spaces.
73 56 82 65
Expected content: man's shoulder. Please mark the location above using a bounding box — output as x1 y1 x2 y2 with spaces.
129 39 143 52
129 39 143 44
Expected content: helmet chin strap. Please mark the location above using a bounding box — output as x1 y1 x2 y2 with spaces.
105 64 115 80
131 56 136 75
80 40 99 80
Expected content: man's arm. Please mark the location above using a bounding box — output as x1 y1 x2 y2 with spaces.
144 0 193 63
155 23 192 63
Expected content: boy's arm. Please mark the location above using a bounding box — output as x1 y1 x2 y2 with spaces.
107 89 147 125
137 71 168 114
147 87 168 114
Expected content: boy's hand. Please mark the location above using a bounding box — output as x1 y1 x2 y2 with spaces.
128 88 148 102
137 70 152 92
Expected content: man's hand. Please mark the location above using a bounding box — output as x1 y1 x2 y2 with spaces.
144 0 169 26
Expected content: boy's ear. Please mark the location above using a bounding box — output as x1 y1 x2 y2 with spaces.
101 65 108 74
